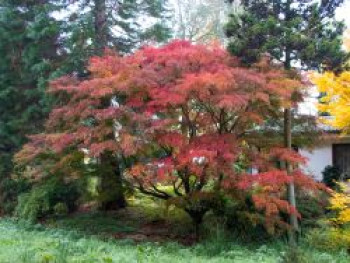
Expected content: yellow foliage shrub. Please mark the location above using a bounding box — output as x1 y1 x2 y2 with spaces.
313 72 350 132
313 33 350 133
329 182 350 225
307 183 350 252
307 227 350 252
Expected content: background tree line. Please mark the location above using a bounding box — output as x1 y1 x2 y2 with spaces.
0 1 348 244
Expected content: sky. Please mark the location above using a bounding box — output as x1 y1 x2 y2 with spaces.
336 0 350 27
297 0 350 116
52 0 349 116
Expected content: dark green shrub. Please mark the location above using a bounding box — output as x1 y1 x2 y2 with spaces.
0 176 30 215
15 186 50 222
15 177 79 222
279 247 308 263
53 202 69 217
306 226 350 252
322 165 341 189
212 192 272 242
296 191 329 228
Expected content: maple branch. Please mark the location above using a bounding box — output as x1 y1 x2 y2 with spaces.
228 116 240 133
133 176 170 200
191 176 198 191
179 168 191 194
218 109 229 134
150 183 172 198
196 98 220 124
172 180 183 196
181 105 197 138
229 104 251 134
137 183 170 200
217 176 223 190
160 145 173 156
196 165 208 191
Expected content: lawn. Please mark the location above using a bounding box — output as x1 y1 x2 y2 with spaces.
0 210 349 263
0 218 279 263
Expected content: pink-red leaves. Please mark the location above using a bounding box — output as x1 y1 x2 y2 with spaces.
16 40 321 230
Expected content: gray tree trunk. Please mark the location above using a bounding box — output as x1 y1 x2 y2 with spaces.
93 0 126 210
284 108 299 245
94 0 108 55
284 0 299 244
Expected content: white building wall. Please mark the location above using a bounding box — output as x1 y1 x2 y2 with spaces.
299 145 333 181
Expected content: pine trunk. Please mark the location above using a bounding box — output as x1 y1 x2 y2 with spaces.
92 0 126 210
284 0 299 242
284 108 299 244
94 0 108 55
98 153 126 210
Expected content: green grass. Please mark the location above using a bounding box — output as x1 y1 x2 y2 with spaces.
0 218 349 263
46 211 136 236
45 198 194 240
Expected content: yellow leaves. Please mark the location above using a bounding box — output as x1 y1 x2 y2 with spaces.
329 182 350 225
313 71 350 131
344 29 350 52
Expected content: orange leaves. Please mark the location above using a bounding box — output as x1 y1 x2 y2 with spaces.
178 71 235 94
15 133 77 164
127 159 174 186
15 142 45 165
292 169 328 192
119 133 140 156
269 147 307 165
235 166 324 233
16 40 316 229
237 170 292 191
156 132 187 150
89 140 117 157
252 194 300 234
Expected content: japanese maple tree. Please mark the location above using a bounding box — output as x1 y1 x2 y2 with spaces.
16 40 323 231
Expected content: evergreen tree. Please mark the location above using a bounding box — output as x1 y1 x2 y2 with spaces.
45 0 172 210
0 0 171 213
225 0 347 242
59 0 171 74
226 0 347 71
0 0 63 213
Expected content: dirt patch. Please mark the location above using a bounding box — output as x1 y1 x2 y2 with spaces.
113 219 197 246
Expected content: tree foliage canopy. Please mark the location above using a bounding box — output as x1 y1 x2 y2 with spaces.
0 0 64 212
17 41 324 229
314 34 350 132
226 0 347 71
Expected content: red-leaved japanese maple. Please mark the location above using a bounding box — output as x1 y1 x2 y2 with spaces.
16 40 324 231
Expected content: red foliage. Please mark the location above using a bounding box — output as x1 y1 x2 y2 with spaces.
16 40 324 228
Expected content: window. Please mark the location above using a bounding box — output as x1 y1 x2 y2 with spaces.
333 144 350 178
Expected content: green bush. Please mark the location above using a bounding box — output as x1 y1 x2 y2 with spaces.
296 191 329 228
0 176 30 214
15 178 79 222
212 192 272 242
279 247 308 263
15 187 51 222
306 226 350 252
322 165 341 189
53 202 69 217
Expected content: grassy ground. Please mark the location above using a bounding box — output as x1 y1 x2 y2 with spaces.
0 197 348 262
0 207 349 263
0 218 282 263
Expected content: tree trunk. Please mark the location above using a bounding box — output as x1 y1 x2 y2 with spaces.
185 208 208 240
94 0 108 55
284 0 299 243
92 1 126 210
98 153 126 210
284 108 299 244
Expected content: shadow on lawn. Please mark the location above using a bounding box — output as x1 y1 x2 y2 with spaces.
45 204 199 246
43 205 278 253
